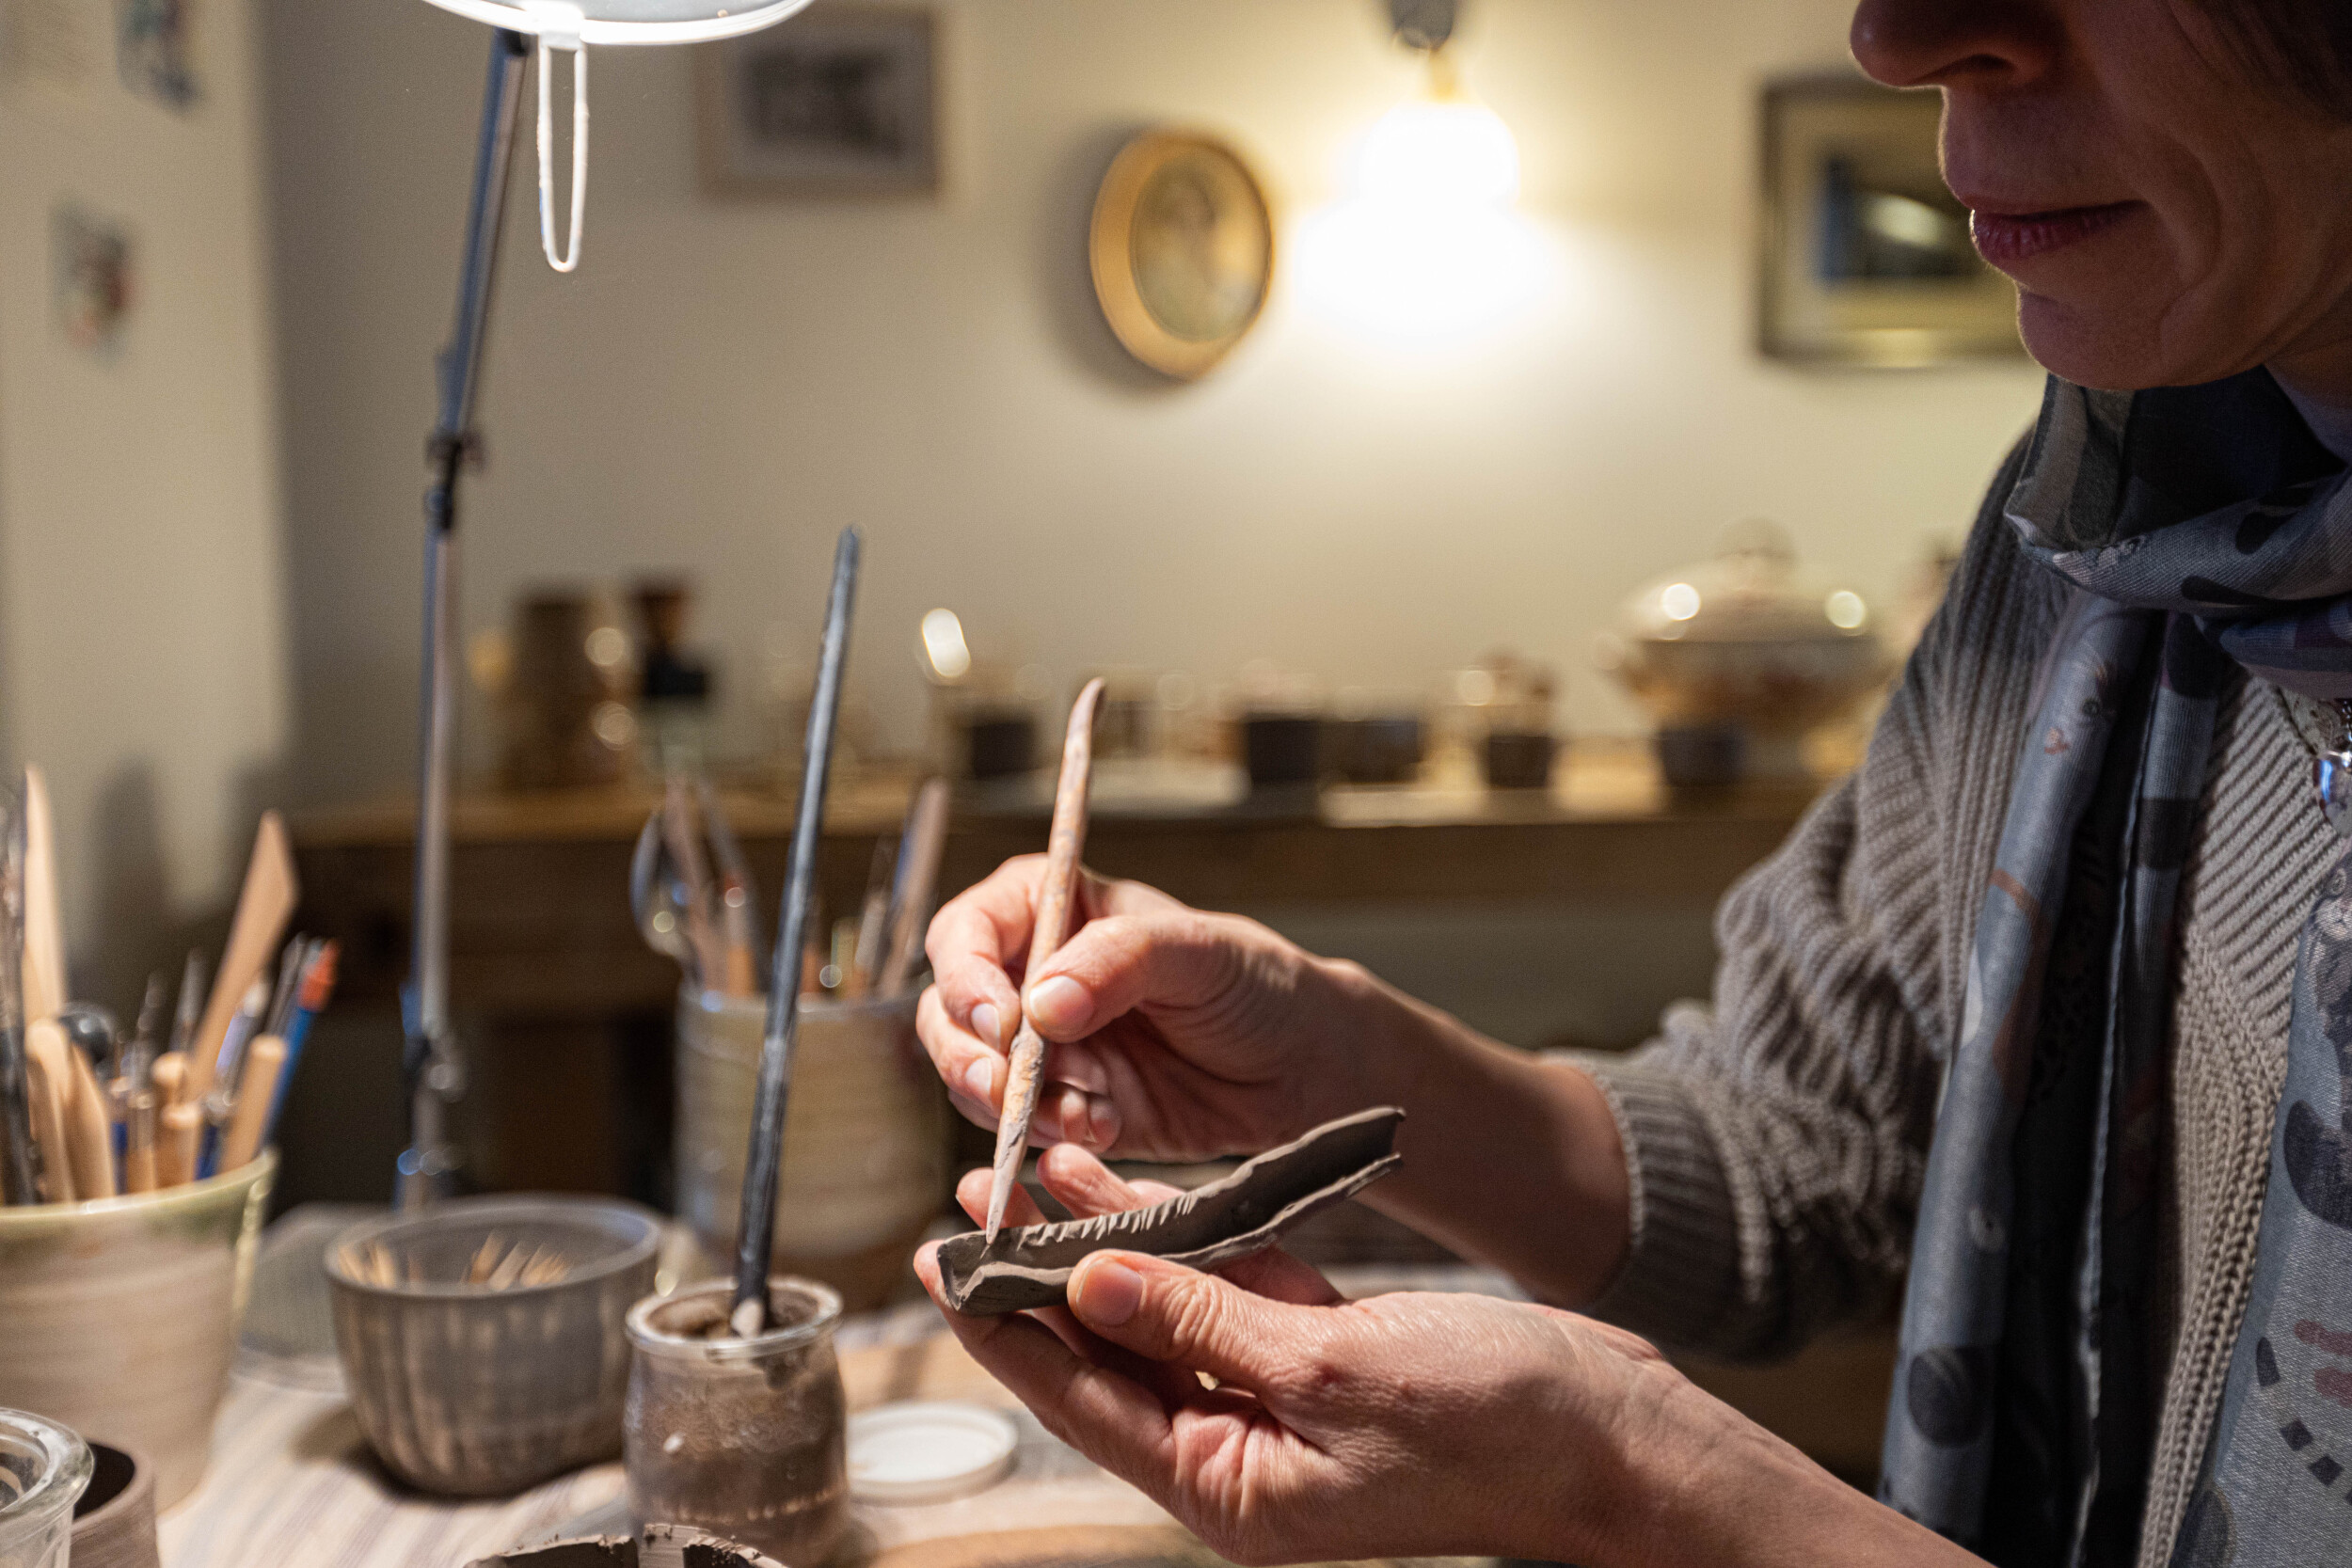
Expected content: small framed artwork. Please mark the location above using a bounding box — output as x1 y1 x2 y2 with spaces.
1758 76 2023 366
1089 129 1275 382
697 4 937 198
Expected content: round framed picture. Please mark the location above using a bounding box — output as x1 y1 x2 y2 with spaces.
1089 130 1275 380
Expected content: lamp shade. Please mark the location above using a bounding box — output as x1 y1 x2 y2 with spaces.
419 0 815 45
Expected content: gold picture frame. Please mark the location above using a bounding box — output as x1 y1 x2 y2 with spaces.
1089 130 1275 381
1758 76 2024 366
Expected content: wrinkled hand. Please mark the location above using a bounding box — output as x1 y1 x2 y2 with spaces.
914 1146 1676 1566
919 858 1387 1164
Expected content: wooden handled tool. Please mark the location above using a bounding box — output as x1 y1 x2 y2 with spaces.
157 1101 201 1187
59 1026 116 1198
23 1020 77 1203
183 813 296 1104
218 1035 287 1173
983 679 1105 1242
19 768 67 1027
877 777 951 998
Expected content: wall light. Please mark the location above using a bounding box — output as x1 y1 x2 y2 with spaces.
1296 0 1546 350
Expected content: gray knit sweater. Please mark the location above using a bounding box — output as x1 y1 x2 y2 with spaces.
1577 446 2332 1568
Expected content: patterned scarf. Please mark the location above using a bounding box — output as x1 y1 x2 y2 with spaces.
1878 369 2352 1567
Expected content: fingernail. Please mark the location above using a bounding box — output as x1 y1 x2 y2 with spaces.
1027 975 1091 1034
970 1003 1003 1046
962 1056 996 1105
1073 1259 1142 1327
1088 1097 1120 1151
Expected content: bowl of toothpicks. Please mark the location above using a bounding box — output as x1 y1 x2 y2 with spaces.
325 1195 662 1497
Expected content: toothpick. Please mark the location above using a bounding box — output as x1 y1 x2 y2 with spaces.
984 678 1105 1243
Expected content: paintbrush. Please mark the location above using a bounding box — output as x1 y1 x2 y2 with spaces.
732 527 860 1338
983 679 1106 1243
0 799 37 1203
877 777 951 998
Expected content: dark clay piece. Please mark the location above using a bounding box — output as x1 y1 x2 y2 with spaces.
936 1106 1406 1316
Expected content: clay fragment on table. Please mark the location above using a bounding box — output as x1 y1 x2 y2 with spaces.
936 1106 1405 1316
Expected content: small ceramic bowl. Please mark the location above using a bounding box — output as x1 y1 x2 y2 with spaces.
326 1196 662 1497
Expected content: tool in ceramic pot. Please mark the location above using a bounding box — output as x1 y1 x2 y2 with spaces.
262 940 338 1142
732 526 860 1338
630 809 701 988
0 801 32 1205
183 813 296 1106
19 767 68 1026
24 1017 78 1201
877 776 951 998
56 1022 118 1198
697 774 763 996
983 680 1106 1242
845 837 894 997
659 775 729 989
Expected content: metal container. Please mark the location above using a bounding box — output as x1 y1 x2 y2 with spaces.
675 990 944 1311
0 1409 90 1568
0 1151 274 1510
625 1278 847 1568
326 1196 662 1497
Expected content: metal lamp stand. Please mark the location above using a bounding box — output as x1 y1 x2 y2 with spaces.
399 29 530 1210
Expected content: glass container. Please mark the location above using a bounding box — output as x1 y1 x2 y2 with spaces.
0 1410 91 1568
626 1278 848 1568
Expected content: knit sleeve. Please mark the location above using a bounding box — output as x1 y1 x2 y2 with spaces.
1570 444 2042 1361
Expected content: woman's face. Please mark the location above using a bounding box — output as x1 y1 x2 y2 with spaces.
1851 0 2352 395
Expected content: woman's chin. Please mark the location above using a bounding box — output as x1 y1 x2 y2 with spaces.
2015 292 2203 393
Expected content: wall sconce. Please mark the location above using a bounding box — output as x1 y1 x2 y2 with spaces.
1362 2 1519 210
1296 0 1545 349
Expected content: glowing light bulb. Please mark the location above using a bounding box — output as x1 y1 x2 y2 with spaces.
1661 583 1702 622
920 608 972 681
1824 590 1867 631
1359 94 1519 207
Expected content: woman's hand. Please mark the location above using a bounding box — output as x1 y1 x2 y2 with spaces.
919 857 1390 1163
917 1148 1979 1568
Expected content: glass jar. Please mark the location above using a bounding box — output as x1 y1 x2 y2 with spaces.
0 1409 91 1568
625 1278 847 1567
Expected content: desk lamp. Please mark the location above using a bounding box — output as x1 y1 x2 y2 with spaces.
398 0 814 1209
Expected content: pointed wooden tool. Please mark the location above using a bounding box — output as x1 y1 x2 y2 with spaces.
984 678 1106 1243
20 768 67 1025
183 812 297 1104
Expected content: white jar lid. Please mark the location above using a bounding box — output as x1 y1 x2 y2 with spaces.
847 1402 1020 1505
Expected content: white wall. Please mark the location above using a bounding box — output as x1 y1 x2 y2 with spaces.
0 0 288 999
264 0 2044 804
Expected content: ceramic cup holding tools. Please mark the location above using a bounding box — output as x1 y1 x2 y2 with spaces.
624 1277 848 1568
673 990 944 1311
0 1409 92 1568
0 1152 274 1511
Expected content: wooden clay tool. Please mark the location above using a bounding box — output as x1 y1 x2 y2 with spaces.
732 527 860 1338
217 1034 286 1173
983 679 1106 1243
183 813 296 1105
23 1019 77 1202
0 798 39 1204
877 777 951 998
19 768 67 1025
56 1023 116 1198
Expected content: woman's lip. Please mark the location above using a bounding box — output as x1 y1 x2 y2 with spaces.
1968 202 2139 268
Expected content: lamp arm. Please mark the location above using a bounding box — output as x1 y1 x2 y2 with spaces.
400 27 530 1211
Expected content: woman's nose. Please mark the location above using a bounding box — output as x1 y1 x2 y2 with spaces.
1850 0 2059 89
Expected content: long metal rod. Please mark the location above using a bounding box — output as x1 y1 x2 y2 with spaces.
732 528 862 1332
400 29 531 1212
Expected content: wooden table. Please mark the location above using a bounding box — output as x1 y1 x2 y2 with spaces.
281 747 1824 1205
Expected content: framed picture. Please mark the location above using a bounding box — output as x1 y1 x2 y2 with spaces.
1758 76 2023 366
697 4 937 198
1089 129 1275 382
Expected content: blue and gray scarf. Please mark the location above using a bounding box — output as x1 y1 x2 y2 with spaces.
1879 369 2352 1566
